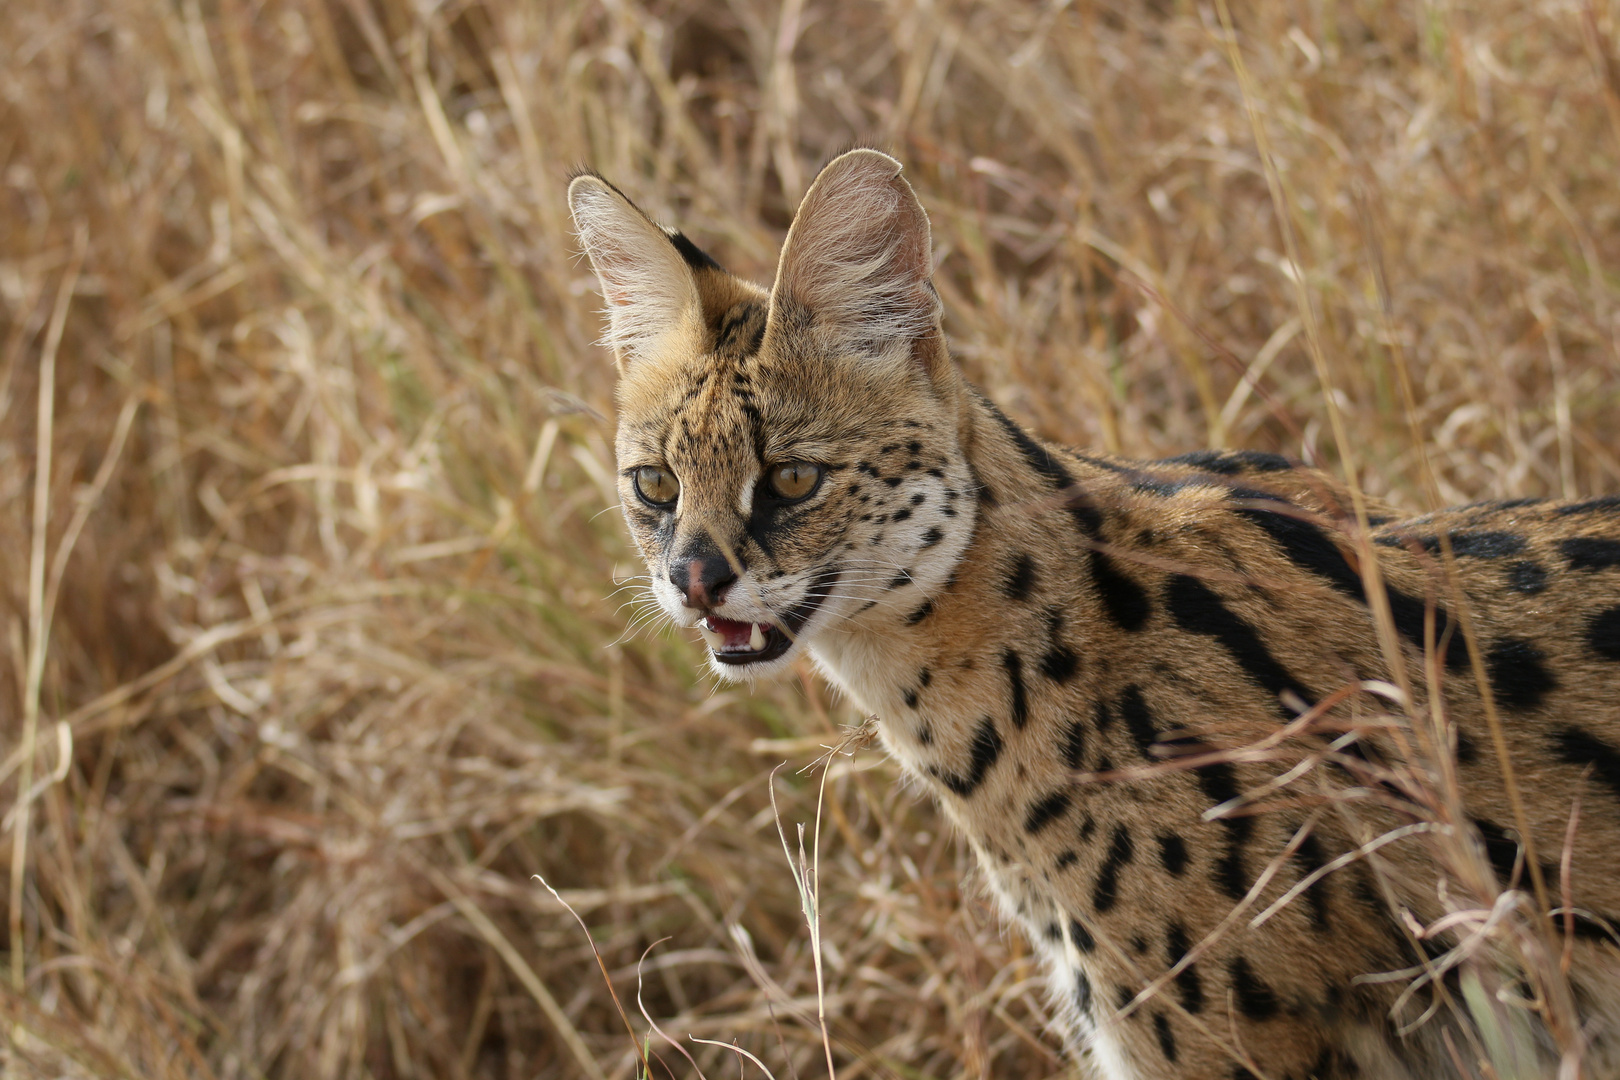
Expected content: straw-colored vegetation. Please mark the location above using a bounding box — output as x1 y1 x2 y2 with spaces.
2 1 1617 1077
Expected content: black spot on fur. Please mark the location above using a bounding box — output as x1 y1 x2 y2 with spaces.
1486 637 1556 710
891 507 912 522
1160 449 1238 474
1455 726 1479 766
1293 832 1331 929
1093 825 1134 913
1025 790 1072 834
1042 645 1079 683
1228 449 1295 472
1003 553 1038 601
1562 536 1620 571
1312 1046 1359 1079
1555 495 1620 517
888 570 912 590
1056 850 1079 871
918 667 932 687
903 688 919 709
1063 718 1087 770
1090 551 1152 631
1132 474 1190 497
906 599 934 625
1506 561 1548 594
1552 727 1620 809
1166 575 1314 715
883 476 903 488
1074 970 1093 1012
919 526 944 547
1228 956 1279 1019
1166 922 1203 1012
1161 449 1294 476
1378 530 1527 558
1153 1013 1177 1061
1094 700 1113 731
1242 506 1467 668
1119 685 1160 758
1003 649 1029 728
1444 530 1526 557
1588 606 1620 661
1569 912 1620 947
1069 917 1096 953
929 717 1002 797
1041 607 1075 674
1473 817 1523 885
1159 833 1189 876
1197 759 1240 808
1196 760 1254 899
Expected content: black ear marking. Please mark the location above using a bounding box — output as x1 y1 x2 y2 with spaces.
665 228 726 274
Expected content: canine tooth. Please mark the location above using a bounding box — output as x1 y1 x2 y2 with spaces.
749 622 766 651
698 624 725 650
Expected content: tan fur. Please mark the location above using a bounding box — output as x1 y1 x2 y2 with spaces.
571 152 1620 1079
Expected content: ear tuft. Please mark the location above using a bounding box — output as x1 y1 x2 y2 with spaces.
568 175 701 367
769 149 940 357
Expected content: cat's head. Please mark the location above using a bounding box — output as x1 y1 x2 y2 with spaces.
570 150 976 680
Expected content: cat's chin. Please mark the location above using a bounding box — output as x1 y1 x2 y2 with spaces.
703 643 804 683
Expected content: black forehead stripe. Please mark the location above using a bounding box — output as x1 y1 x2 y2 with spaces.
715 302 766 358
664 228 726 273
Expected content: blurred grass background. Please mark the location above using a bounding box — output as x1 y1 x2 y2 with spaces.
1 1 1618 1077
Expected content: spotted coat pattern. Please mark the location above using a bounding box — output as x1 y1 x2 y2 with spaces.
571 151 1620 1080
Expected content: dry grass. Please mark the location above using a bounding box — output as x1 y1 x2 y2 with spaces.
2 0 1618 1077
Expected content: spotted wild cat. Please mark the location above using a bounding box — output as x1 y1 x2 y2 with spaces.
569 149 1620 1079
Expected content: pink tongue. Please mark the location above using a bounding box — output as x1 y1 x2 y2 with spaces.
706 617 758 649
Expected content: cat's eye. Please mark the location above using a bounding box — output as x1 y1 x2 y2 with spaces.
767 461 822 501
633 465 680 507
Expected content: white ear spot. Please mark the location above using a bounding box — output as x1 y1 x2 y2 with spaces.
568 176 701 366
769 149 940 358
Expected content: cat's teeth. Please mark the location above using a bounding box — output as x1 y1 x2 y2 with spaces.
749 622 766 651
698 624 725 650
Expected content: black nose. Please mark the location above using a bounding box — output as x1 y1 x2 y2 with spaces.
670 551 738 609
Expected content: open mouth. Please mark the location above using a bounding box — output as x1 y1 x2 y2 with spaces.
695 571 839 667
699 617 793 665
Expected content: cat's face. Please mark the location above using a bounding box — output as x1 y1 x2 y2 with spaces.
572 151 976 680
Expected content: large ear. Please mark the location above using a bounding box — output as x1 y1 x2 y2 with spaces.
569 174 703 367
767 149 941 362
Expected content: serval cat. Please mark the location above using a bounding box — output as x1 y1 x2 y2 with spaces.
570 149 1620 1079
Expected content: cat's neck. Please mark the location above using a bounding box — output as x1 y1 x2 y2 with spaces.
809 394 1101 727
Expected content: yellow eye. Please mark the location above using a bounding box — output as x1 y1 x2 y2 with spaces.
768 462 822 501
634 465 680 507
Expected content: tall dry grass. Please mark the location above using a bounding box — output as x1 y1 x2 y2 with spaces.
1 1 1617 1077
